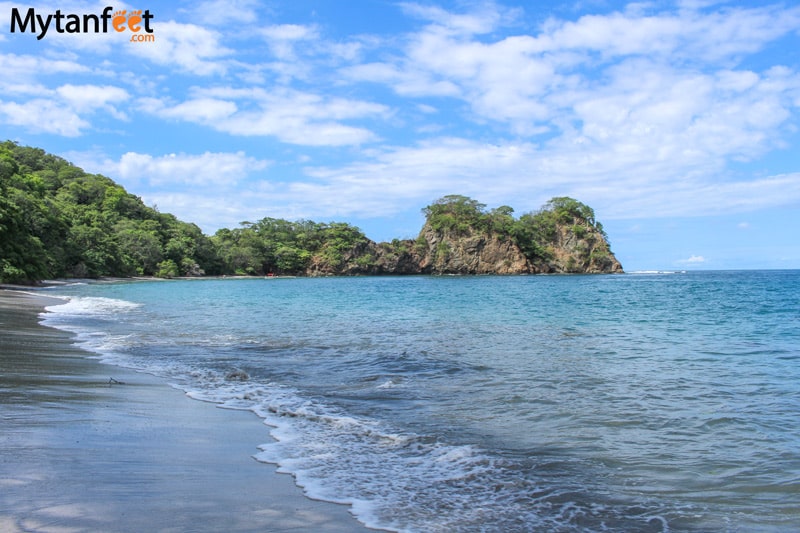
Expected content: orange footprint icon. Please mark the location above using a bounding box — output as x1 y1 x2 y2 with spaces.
128 10 143 32
112 10 127 32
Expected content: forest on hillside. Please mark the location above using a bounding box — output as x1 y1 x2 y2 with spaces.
0 141 618 283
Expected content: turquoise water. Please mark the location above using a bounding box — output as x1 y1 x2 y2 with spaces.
42 271 800 532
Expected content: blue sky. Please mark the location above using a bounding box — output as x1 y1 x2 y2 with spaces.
2 0 799 271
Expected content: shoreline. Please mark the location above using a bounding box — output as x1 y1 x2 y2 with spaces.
0 288 375 532
1 266 629 292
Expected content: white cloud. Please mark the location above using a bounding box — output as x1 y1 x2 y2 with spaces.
113 151 271 188
63 149 273 231
330 2 800 218
0 81 129 136
128 20 231 75
146 87 388 146
399 2 520 36
344 62 461 97
56 84 129 117
0 53 90 85
142 191 252 231
262 23 318 41
0 99 89 136
542 3 800 61
261 24 320 60
347 2 800 141
63 148 289 231
299 138 553 218
296 137 800 222
679 255 707 264
159 97 238 123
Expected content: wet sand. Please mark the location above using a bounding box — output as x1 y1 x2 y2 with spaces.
0 289 373 532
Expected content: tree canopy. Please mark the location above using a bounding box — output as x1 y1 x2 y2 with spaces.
0 141 218 282
1 141 617 282
421 194 610 264
211 218 369 276
0 141 375 282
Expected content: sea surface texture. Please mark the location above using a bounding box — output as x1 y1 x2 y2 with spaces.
41 271 800 532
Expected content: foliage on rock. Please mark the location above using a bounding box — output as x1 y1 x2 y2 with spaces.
417 195 622 274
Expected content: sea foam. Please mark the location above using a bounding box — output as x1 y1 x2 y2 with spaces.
40 296 143 362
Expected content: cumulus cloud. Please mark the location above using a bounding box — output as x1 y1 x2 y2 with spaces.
354 2 800 138
56 84 129 118
259 23 321 64
0 82 129 135
62 149 273 231
146 87 388 146
142 191 255 231
296 138 800 221
679 255 707 264
399 1 520 35
158 97 238 123
0 99 89 136
128 20 231 75
337 1 800 218
0 53 89 85
113 151 271 187
262 23 319 41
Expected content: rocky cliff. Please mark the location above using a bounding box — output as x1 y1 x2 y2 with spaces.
407 215 621 275
543 221 623 274
305 195 622 276
416 225 530 274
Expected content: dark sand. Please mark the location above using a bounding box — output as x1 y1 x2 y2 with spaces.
0 289 374 532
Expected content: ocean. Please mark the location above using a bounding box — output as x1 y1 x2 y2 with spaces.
40 271 800 532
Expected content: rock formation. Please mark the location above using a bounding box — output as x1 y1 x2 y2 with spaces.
305 195 623 276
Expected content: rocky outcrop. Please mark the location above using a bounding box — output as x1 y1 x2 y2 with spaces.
409 220 621 275
303 196 623 276
305 221 622 276
544 223 623 274
415 225 529 274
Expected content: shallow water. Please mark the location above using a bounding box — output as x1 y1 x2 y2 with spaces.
42 271 800 532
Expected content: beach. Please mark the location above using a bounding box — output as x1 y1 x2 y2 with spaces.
0 289 373 533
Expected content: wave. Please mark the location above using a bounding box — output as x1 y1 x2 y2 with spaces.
42 295 142 317
179 369 674 533
39 295 143 362
184 376 516 532
629 270 687 274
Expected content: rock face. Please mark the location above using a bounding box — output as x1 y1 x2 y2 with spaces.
544 224 624 274
416 225 530 274
408 220 621 275
303 196 623 276
304 220 622 277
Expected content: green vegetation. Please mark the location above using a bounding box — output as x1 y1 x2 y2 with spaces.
0 141 220 283
420 194 611 265
422 195 488 234
0 142 381 282
212 218 371 276
0 142 618 283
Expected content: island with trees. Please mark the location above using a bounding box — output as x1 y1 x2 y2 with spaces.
0 141 622 284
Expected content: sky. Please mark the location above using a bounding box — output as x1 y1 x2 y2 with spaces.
1 0 799 271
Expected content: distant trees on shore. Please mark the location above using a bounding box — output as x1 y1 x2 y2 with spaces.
1 141 220 282
0 141 618 283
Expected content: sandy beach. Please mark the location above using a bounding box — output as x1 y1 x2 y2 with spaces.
0 289 373 533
